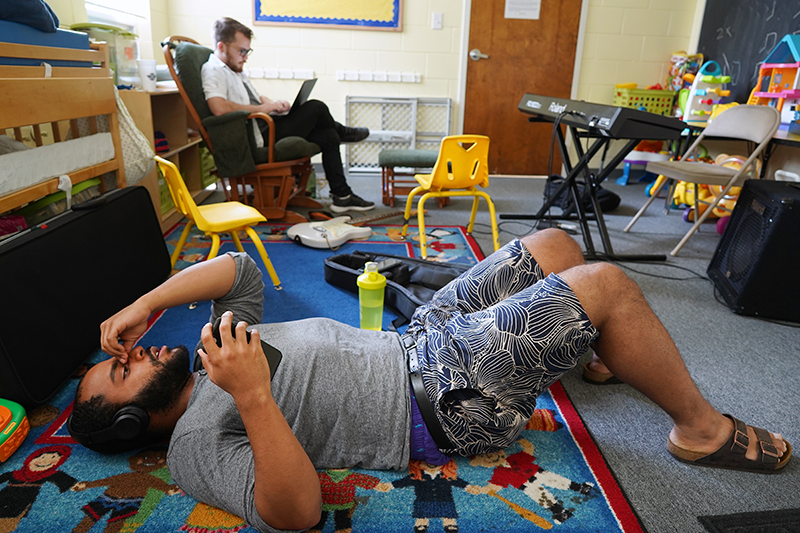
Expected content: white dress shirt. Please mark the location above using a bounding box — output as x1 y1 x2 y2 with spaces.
201 54 265 148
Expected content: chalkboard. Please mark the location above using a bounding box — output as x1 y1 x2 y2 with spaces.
697 0 800 103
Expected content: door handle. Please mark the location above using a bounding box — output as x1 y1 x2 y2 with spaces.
469 49 489 61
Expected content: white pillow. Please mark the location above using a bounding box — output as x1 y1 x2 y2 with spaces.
0 135 31 156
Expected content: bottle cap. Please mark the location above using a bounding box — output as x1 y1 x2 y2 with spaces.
357 262 387 290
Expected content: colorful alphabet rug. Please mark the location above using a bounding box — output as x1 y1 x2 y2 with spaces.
0 223 644 533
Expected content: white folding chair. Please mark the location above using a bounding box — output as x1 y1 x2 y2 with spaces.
623 105 780 256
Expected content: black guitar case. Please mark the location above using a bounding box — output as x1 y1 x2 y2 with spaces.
0 186 172 408
324 251 470 326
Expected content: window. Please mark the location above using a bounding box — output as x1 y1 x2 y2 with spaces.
84 0 147 34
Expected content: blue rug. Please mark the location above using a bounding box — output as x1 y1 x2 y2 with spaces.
0 224 644 533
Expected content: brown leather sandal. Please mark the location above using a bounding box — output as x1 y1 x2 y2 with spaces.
667 414 792 473
581 362 623 385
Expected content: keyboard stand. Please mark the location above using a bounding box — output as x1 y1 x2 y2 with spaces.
501 119 667 262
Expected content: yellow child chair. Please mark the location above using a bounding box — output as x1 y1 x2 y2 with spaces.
156 157 282 289
401 135 499 259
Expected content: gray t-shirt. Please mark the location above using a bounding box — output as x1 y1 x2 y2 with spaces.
167 252 410 533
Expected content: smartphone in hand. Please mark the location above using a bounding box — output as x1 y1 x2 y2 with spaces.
210 316 282 379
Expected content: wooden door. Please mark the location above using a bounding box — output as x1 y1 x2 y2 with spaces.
464 0 582 175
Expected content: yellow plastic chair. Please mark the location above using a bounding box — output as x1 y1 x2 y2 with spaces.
156 157 281 289
401 135 499 259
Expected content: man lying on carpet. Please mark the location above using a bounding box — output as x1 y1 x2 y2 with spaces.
68 228 792 533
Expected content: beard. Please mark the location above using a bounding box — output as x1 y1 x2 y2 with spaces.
223 56 243 73
133 346 192 415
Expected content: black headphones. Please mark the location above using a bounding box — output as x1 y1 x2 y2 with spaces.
67 405 150 446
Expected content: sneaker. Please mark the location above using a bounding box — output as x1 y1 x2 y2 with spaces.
337 126 370 143
331 193 375 213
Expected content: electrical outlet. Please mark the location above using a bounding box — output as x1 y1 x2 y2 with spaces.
293 69 314 79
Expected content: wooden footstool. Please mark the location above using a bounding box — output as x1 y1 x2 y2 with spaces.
378 149 449 208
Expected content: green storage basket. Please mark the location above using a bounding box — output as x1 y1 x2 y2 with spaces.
613 88 676 116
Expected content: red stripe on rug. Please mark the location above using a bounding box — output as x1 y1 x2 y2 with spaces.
549 380 645 533
374 224 486 261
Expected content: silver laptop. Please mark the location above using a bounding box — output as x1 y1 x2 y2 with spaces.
291 78 317 111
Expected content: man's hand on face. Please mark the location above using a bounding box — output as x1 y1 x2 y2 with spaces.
198 311 272 401
100 300 151 363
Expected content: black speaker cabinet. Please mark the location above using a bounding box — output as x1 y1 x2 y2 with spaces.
707 179 800 323
0 187 171 408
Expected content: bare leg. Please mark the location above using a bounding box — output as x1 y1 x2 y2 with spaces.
556 260 787 461
518 229 585 276
520 230 609 377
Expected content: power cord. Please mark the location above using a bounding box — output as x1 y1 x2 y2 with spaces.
608 260 712 282
711 285 800 328
469 220 537 237
540 110 586 233
615 260 800 328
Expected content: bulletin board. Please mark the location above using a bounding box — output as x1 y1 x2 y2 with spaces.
254 0 403 31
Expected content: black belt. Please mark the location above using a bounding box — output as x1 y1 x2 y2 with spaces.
401 333 454 450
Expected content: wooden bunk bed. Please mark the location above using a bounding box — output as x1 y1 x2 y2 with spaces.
0 40 126 216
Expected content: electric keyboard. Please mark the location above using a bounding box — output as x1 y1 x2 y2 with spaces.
518 93 686 140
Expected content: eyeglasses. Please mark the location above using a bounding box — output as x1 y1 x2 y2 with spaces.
227 44 253 58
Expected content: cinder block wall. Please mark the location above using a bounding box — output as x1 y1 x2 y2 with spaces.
573 0 702 168
577 0 701 104
164 0 464 128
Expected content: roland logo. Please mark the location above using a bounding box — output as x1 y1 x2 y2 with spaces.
526 100 542 109
549 102 567 114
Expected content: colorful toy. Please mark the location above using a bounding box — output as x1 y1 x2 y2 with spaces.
674 181 711 209
618 140 670 186
645 144 709 197
747 35 800 133
708 102 739 123
679 154 758 223
667 52 703 91
667 52 703 118
683 61 731 127
0 398 29 462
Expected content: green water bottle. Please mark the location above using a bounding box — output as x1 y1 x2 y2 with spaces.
357 262 386 331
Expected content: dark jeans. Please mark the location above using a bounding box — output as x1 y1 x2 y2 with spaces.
260 99 351 197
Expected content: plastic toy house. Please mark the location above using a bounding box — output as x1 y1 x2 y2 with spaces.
748 34 800 132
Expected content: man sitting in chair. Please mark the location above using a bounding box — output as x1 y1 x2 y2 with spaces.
203 16 374 213
69 229 791 533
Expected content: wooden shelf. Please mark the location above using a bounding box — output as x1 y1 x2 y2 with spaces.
119 89 210 232
160 135 203 159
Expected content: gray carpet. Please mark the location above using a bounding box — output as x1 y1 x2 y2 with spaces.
338 171 800 533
